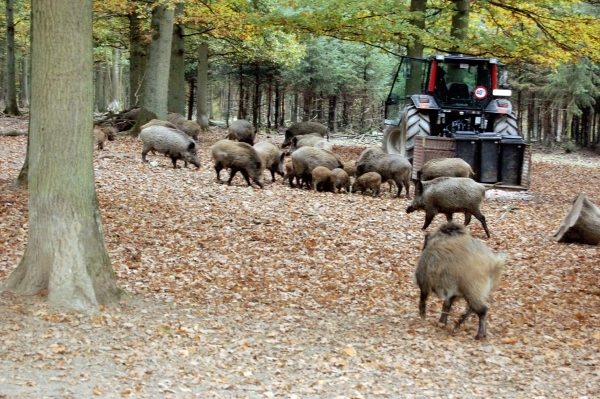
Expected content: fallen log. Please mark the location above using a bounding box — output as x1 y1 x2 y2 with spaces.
554 192 600 245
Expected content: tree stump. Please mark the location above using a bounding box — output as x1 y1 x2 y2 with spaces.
554 193 600 245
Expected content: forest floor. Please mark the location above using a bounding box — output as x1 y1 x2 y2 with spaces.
0 115 599 399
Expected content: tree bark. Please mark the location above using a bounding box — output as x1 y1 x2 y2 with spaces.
95 64 106 112
196 41 210 131
168 3 186 115
4 0 21 116
555 193 600 245
19 55 30 109
108 48 121 112
129 4 174 136
128 5 147 108
4 0 124 310
450 0 470 50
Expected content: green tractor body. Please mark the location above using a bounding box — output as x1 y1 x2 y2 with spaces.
383 54 530 190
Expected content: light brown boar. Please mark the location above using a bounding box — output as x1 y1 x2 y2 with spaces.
227 120 256 145
311 166 332 192
291 146 343 189
406 177 491 238
253 141 285 182
282 122 327 147
418 157 474 181
343 161 357 178
140 119 179 131
94 128 107 150
210 139 265 188
282 161 295 186
138 125 201 169
167 112 188 126
330 168 350 193
351 172 382 197
356 152 411 198
288 133 325 154
414 222 506 340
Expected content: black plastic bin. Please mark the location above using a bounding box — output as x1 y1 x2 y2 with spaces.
500 134 525 185
452 131 479 179
478 132 502 183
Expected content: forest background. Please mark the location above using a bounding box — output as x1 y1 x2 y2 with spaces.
2 0 600 148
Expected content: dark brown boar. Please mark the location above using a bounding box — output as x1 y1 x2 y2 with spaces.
282 122 327 148
356 152 411 198
227 120 256 145
210 139 265 188
290 147 343 189
254 141 285 182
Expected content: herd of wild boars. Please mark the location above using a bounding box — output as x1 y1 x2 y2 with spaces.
96 117 508 339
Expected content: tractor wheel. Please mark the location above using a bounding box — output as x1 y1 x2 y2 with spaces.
493 112 518 136
382 105 430 160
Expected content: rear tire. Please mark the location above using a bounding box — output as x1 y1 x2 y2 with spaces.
382 105 430 160
493 112 518 136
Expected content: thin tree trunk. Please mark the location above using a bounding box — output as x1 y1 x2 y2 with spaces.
168 3 186 115
19 55 29 108
196 41 210 131
109 48 121 111
129 7 146 107
129 4 174 135
187 79 195 120
328 95 336 132
95 64 106 112
253 64 260 127
4 0 21 116
5 0 123 310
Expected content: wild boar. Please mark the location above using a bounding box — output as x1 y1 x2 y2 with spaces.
355 147 384 166
311 166 332 192
418 157 474 181
415 222 506 339
343 161 357 179
167 112 188 126
282 161 295 186
210 139 265 188
330 168 350 193
288 134 325 154
138 125 201 169
140 119 179 131
93 125 116 150
282 122 327 148
291 146 343 189
406 177 491 238
351 172 382 197
356 152 411 198
254 141 285 182
227 120 256 145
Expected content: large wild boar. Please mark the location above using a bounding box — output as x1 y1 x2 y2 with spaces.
253 141 285 182
415 222 506 339
287 134 325 154
227 120 256 145
418 157 474 181
211 139 265 188
290 146 343 189
282 122 327 148
138 125 200 169
140 119 179 131
355 151 411 198
406 177 491 238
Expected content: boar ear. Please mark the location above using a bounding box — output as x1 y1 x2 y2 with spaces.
187 142 196 151
280 152 286 162
414 179 423 194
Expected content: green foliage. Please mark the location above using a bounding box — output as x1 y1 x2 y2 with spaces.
544 58 600 117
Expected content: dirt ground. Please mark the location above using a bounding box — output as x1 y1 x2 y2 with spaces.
1 116 599 398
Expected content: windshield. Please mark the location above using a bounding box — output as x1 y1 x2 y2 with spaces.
385 58 429 123
434 60 492 108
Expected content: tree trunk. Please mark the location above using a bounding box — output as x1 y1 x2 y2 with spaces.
253 64 260 127
4 0 124 310
4 0 21 116
129 8 147 108
129 4 174 136
108 48 121 112
555 193 600 245
95 64 106 112
405 0 427 96
450 0 470 50
168 3 186 115
328 95 336 132
196 41 210 131
187 79 195 120
19 55 29 109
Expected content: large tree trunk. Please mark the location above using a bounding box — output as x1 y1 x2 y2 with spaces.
450 0 470 50
4 0 21 116
168 3 186 115
19 55 29 109
555 193 600 245
128 6 147 108
129 4 174 136
196 41 210 131
4 0 123 310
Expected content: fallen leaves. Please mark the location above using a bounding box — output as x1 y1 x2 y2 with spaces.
1 130 599 397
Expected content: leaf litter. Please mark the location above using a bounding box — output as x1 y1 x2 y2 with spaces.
0 124 599 398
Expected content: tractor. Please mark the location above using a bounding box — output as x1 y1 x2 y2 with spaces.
382 54 530 190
